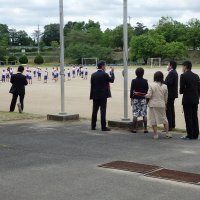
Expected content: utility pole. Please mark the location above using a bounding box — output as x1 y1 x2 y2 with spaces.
37 24 40 54
122 0 129 121
59 0 66 114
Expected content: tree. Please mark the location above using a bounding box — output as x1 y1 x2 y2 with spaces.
130 33 166 64
155 17 187 43
19 55 28 64
164 42 187 60
65 44 113 63
51 41 59 49
0 24 9 55
105 25 134 49
8 55 18 65
34 55 44 65
0 55 6 65
42 24 60 46
134 22 149 36
16 30 33 46
186 18 200 50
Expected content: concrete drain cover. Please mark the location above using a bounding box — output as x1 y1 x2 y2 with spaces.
145 169 200 185
99 161 161 174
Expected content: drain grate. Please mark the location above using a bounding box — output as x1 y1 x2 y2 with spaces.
99 161 200 185
99 161 161 174
145 169 200 185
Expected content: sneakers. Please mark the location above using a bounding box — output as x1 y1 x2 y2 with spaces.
153 134 159 139
17 103 22 113
166 133 172 138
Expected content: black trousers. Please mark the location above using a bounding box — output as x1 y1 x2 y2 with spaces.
166 98 176 129
10 93 25 112
183 104 199 139
91 99 107 129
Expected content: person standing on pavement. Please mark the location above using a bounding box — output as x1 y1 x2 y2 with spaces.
9 65 28 113
130 67 149 133
180 61 200 140
164 61 178 131
90 60 115 131
145 71 170 139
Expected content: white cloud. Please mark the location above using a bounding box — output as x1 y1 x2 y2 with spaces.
0 0 200 35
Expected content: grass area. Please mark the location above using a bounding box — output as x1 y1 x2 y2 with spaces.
0 111 45 123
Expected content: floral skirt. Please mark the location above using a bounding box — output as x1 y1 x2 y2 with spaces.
132 99 147 117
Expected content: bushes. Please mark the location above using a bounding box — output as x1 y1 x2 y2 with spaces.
8 55 18 65
0 55 7 65
19 55 28 64
34 55 44 65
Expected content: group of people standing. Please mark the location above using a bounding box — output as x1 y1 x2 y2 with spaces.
1 67 14 82
90 60 200 140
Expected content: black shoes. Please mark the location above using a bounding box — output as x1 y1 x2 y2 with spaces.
180 135 198 140
131 130 148 133
91 127 111 131
131 130 136 133
102 127 111 131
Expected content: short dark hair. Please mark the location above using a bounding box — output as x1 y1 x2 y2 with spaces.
169 61 177 69
18 65 24 72
182 60 192 70
154 71 164 84
97 60 106 69
135 67 144 78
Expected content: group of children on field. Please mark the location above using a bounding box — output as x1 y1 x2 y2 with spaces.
1 67 14 82
1 65 89 84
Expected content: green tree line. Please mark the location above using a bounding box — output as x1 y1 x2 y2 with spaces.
1 17 200 64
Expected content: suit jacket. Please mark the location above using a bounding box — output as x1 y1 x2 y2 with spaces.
146 82 168 108
90 70 115 100
10 73 28 95
130 78 148 99
164 69 178 99
180 71 200 105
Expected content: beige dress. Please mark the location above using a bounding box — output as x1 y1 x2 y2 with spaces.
146 82 168 125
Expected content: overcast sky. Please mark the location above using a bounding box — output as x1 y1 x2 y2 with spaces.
0 0 200 35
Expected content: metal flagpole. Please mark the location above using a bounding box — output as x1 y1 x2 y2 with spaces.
59 0 66 114
122 0 129 121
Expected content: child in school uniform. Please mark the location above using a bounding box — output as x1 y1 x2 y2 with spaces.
33 67 37 77
38 68 42 81
28 70 32 84
10 68 13 76
52 67 55 80
84 68 88 80
2 69 6 82
44 68 48 83
53 68 58 82
72 67 76 78
6 69 10 82
67 68 71 81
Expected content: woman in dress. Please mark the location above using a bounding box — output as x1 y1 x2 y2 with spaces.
130 68 149 133
145 71 171 139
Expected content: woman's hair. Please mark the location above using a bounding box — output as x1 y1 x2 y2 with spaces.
135 67 144 78
154 71 164 84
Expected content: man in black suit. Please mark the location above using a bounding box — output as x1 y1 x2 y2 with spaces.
90 61 115 131
164 61 178 131
180 61 200 140
9 65 28 113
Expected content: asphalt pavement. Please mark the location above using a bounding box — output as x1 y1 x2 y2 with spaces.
0 120 200 200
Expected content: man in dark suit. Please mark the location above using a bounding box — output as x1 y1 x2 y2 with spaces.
180 61 200 140
9 65 28 113
90 61 115 131
164 61 178 131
